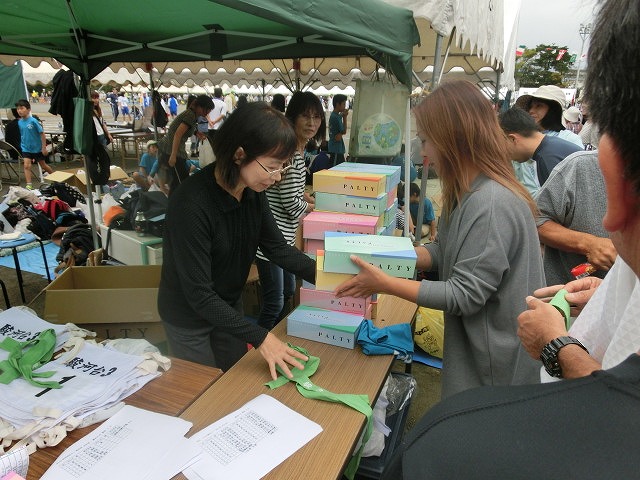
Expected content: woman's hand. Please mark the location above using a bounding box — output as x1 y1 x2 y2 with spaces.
334 255 390 298
168 153 177 167
257 332 308 381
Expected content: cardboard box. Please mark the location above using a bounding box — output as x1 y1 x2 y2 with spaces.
315 250 354 291
44 265 165 345
313 170 387 198
314 191 389 217
286 305 363 349
303 211 382 240
46 166 130 190
330 163 401 191
299 287 371 316
323 232 417 278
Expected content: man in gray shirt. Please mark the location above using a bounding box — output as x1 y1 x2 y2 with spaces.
536 151 617 285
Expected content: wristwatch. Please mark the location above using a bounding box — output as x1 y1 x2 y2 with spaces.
540 336 589 378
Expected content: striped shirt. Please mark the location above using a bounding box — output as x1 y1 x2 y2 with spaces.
256 151 309 260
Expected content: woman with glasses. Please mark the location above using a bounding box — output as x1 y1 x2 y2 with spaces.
159 102 316 380
255 91 325 330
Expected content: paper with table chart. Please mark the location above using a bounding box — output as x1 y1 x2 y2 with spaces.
183 394 323 480
41 405 201 480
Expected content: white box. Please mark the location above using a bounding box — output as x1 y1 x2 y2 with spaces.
99 224 163 265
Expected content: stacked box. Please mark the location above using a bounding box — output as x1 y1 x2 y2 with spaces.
331 163 402 192
289 166 407 348
323 232 417 278
287 305 364 349
313 170 387 198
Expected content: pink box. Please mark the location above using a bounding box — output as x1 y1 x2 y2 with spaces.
304 238 324 254
299 287 371 316
303 211 382 240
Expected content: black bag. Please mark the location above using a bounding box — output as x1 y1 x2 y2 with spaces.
114 190 168 231
152 91 168 128
85 142 111 186
26 206 56 240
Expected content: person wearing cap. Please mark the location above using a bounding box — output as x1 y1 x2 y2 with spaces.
133 139 160 191
562 106 583 135
515 85 584 147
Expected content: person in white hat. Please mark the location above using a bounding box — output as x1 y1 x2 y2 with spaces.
562 106 583 135
515 85 584 147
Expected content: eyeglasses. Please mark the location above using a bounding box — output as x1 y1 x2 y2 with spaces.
255 159 292 178
300 113 323 122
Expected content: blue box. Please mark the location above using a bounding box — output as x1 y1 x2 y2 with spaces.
287 305 364 349
323 232 416 278
315 191 389 217
331 163 401 191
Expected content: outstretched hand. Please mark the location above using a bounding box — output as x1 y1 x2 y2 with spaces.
334 255 388 298
257 332 308 381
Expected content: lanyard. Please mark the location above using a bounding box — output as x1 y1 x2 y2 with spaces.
265 345 372 479
0 328 60 388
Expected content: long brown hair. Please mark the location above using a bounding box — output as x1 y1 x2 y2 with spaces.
413 80 536 218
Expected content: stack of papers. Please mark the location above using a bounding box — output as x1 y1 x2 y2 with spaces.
43 395 322 480
0 308 160 450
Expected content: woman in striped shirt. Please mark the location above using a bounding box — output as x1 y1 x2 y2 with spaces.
255 92 326 329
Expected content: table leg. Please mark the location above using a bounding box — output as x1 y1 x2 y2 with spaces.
11 247 25 303
37 240 52 282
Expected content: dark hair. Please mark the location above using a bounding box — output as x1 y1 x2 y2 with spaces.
186 94 197 107
332 94 347 108
10 108 19 119
213 102 297 188
285 91 326 144
499 107 540 137
15 99 30 109
192 94 214 111
214 87 223 98
236 95 248 109
408 181 421 197
585 0 640 195
271 93 286 112
535 98 565 132
91 91 103 117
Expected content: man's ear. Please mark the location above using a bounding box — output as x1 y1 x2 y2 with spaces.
599 134 636 232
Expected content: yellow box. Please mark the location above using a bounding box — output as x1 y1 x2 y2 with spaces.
313 170 387 198
315 250 354 292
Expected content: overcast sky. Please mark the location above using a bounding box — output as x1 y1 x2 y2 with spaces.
517 0 598 55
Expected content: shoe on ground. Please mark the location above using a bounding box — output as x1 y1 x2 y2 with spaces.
26 184 34 190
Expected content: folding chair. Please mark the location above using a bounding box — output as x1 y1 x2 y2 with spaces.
0 139 44 185
0 140 21 186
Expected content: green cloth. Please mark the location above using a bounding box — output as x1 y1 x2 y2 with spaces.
265 345 373 479
550 288 571 327
0 328 60 388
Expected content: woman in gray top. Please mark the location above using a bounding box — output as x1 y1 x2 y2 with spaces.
336 81 545 398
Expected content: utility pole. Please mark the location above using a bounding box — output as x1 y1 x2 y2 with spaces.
575 23 592 90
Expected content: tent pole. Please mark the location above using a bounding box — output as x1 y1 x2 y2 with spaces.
403 96 411 239
430 34 444 91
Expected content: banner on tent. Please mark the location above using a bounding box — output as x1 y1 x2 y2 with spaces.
348 80 407 158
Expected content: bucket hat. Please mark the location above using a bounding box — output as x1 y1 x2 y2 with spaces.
563 106 582 123
515 85 567 110
145 140 158 148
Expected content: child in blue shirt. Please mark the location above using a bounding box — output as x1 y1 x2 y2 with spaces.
15 99 54 190
133 140 159 191
408 181 437 242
